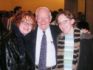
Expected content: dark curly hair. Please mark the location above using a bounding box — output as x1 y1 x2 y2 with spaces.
13 11 36 30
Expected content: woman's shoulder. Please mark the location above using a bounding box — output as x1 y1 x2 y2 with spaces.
3 31 13 41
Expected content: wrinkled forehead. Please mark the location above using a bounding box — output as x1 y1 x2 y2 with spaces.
36 7 51 16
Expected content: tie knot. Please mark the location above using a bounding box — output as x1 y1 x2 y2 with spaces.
43 31 45 34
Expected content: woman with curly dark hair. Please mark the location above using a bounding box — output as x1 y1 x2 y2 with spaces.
0 11 36 70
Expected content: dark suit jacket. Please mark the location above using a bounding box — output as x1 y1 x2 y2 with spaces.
24 25 60 69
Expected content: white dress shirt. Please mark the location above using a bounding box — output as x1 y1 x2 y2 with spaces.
35 26 56 67
64 33 74 70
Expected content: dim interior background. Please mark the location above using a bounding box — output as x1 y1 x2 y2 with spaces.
0 0 93 34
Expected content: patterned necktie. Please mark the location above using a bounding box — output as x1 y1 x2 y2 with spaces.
38 31 47 70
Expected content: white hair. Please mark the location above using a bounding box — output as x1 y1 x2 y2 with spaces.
35 7 52 20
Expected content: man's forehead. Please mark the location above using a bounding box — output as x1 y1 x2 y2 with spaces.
36 7 50 15
38 9 49 14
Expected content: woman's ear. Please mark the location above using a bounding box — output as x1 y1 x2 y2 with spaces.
71 19 75 25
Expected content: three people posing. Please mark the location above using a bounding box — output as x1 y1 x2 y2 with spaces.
1 7 93 70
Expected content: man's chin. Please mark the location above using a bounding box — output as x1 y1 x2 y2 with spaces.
41 27 47 31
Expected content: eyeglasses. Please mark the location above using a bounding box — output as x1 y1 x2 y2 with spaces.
21 21 33 26
58 20 70 25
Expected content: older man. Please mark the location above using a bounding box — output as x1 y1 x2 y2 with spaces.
25 7 60 70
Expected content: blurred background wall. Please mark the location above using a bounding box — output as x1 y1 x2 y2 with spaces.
0 0 64 12
0 0 93 33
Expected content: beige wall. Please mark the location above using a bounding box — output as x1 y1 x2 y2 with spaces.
0 0 64 12
86 0 93 33
0 0 12 11
78 0 85 13
64 0 78 15
78 0 93 33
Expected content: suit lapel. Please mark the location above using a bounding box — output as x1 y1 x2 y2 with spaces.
32 27 38 64
50 26 57 48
